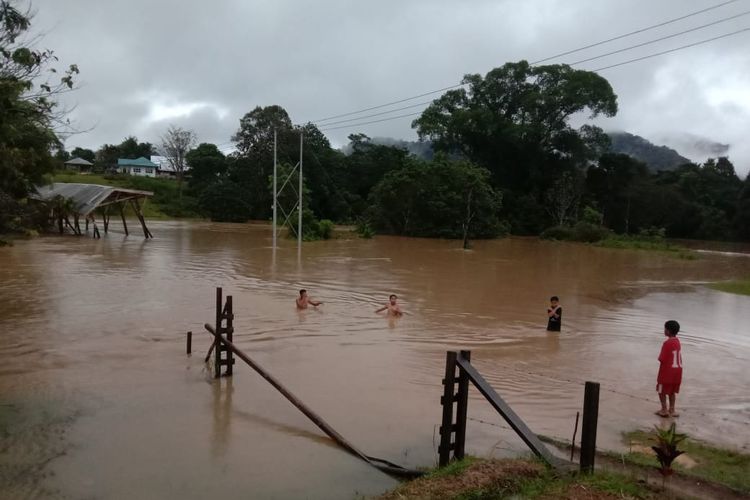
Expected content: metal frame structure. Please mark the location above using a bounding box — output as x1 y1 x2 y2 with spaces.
271 129 303 252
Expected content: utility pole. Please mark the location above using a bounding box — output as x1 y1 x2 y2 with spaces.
272 129 277 249
298 131 303 252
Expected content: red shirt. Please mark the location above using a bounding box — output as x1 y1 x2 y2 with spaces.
657 337 682 385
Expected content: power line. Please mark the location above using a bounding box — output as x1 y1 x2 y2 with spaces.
318 111 424 132
313 84 461 124
569 9 750 66
308 0 742 126
593 27 750 71
315 26 750 133
315 100 434 127
531 0 740 64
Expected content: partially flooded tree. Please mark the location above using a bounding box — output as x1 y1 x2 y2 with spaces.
545 171 580 226
161 125 196 201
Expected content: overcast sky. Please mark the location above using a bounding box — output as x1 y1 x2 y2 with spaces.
32 0 750 174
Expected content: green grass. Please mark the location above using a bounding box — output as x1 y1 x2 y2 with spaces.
708 279 750 296
595 235 697 259
426 456 480 478
513 469 653 499
623 429 750 493
383 457 656 499
49 171 201 219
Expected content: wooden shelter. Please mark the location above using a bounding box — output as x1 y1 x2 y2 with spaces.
33 183 154 238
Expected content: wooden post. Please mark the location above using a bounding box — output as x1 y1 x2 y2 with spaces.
214 287 222 379
85 217 89 232
103 207 110 234
119 204 129 236
454 350 471 460
439 351 458 467
130 199 152 238
580 381 600 474
224 295 234 376
186 331 192 355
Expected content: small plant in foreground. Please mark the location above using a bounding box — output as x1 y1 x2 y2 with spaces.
652 423 687 476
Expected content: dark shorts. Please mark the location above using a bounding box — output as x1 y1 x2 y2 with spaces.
656 383 680 395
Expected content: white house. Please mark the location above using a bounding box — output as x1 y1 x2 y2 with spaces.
117 157 158 177
150 155 190 179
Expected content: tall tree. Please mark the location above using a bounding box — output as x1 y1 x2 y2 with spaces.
70 147 95 162
0 0 78 232
161 125 196 201
186 143 226 195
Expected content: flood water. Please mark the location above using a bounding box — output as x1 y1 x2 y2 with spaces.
1 221 749 499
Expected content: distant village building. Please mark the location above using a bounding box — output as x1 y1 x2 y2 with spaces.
117 157 158 177
150 155 190 179
64 157 94 173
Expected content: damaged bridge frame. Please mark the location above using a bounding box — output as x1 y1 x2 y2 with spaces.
32 183 154 238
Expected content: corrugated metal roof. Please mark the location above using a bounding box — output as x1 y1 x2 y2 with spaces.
32 183 153 216
64 157 94 166
117 157 158 167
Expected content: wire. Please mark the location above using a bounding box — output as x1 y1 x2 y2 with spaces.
313 84 462 123
308 0 743 126
318 111 424 132
593 27 750 71
531 0 740 64
569 10 750 66
314 26 750 133
315 100 434 127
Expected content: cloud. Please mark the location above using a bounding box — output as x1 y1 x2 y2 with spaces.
31 0 750 175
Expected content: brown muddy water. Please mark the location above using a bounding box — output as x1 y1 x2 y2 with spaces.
1 221 749 499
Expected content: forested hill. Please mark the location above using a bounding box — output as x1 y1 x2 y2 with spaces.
606 132 690 171
354 132 693 172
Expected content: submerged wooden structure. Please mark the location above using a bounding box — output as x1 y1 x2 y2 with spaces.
33 183 154 238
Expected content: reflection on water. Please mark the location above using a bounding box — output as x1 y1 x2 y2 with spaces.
1 221 749 498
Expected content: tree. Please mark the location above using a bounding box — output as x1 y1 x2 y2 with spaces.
370 156 503 239
545 171 581 226
161 125 196 201
412 61 617 234
0 0 78 232
735 173 750 241
118 136 154 159
413 61 617 189
70 147 95 162
186 143 226 195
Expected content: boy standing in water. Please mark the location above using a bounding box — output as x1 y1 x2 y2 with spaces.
296 289 322 309
376 294 403 317
546 296 562 331
656 320 683 418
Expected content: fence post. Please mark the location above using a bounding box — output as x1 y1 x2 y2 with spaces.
186 331 192 355
214 287 222 379
580 381 600 473
454 350 471 460
438 351 458 467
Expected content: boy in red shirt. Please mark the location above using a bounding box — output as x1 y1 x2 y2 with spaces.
656 320 683 418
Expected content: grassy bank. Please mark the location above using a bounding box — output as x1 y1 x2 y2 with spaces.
594 235 697 259
50 172 201 219
708 279 750 296
622 430 750 493
379 457 657 499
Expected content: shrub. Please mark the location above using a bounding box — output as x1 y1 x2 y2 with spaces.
540 222 610 242
355 220 375 239
318 219 334 240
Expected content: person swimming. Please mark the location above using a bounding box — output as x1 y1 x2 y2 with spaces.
296 289 322 309
375 294 403 317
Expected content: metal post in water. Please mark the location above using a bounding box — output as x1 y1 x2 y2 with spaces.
298 130 303 252
272 128 277 249
186 331 192 355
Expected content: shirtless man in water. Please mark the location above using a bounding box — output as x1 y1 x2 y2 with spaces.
296 289 322 309
376 294 403 317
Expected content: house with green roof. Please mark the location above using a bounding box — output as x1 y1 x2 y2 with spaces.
117 157 158 177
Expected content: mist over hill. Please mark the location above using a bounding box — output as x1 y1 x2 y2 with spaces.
347 132 704 172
